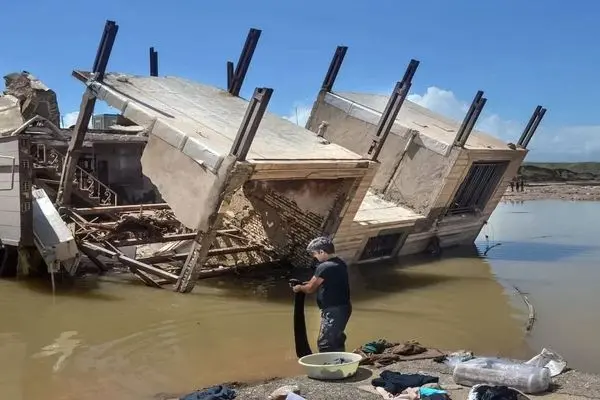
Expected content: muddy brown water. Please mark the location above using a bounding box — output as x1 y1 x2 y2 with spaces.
0 199 597 399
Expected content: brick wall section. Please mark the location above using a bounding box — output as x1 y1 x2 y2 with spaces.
242 179 345 267
253 186 327 267
223 188 275 266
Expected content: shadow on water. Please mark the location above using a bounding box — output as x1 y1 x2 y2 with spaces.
477 240 594 262
6 243 500 305
18 274 124 302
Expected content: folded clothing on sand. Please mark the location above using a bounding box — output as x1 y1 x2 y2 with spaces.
372 371 439 395
180 385 236 400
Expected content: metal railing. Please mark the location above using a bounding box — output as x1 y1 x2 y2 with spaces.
33 143 118 206
446 161 508 216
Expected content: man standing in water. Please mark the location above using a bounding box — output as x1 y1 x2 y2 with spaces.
292 236 352 352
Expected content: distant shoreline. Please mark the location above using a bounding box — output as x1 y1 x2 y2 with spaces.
502 181 600 201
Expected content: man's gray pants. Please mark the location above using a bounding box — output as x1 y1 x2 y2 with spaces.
317 304 352 352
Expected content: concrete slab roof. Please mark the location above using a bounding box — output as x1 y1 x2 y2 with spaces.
354 191 424 226
78 72 363 171
334 91 512 151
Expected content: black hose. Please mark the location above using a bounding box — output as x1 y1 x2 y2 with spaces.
289 279 313 358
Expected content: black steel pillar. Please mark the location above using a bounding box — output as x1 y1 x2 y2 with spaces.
321 46 348 92
230 87 274 160
149 47 159 77
518 106 547 148
228 28 261 97
455 90 487 147
366 59 420 161
56 20 119 206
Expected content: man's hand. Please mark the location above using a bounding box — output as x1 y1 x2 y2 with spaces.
292 285 303 293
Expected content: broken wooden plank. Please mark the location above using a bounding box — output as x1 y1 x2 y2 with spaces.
72 203 171 215
137 244 263 264
174 163 254 293
132 269 163 288
80 241 178 282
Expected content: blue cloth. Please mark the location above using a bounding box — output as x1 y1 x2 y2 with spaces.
180 385 236 400
420 387 447 396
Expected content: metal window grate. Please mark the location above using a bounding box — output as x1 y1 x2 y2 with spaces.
359 232 404 261
447 161 508 215
21 201 31 213
21 181 31 193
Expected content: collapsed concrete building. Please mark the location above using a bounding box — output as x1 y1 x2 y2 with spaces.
303 47 546 262
0 21 546 293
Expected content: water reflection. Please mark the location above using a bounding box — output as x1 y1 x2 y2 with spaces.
480 200 600 373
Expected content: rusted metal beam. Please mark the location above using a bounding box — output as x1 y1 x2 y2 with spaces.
455 90 486 148
366 59 420 161
56 20 119 206
72 203 171 215
519 106 547 149
321 46 348 92
137 244 263 264
149 47 159 77
228 28 261 96
230 87 273 160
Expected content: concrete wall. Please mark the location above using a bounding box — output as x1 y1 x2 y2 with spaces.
399 147 528 255
141 135 236 230
243 178 346 266
0 137 24 246
307 96 457 216
93 143 159 204
383 145 460 215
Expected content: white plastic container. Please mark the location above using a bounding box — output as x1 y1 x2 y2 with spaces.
453 357 551 394
298 352 362 380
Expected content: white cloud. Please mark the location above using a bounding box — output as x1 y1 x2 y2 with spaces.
406 86 600 162
61 111 80 128
407 86 524 143
285 87 600 162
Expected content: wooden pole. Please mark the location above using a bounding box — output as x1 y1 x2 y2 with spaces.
174 164 254 293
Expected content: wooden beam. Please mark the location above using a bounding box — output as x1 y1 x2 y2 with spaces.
108 233 198 247
137 244 263 264
174 163 254 293
72 203 171 215
85 229 240 247
81 241 178 282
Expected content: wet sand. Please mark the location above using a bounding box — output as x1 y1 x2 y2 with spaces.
503 182 600 201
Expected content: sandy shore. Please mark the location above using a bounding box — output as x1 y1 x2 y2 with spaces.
503 182 600 202
229 358 600 400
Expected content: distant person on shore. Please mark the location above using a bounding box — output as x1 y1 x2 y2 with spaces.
292 236 352 353
510 178 515 192
519 176 525 191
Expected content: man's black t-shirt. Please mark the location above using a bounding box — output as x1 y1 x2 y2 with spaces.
314 257 351 309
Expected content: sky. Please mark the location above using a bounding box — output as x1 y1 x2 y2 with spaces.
1 0 598 162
